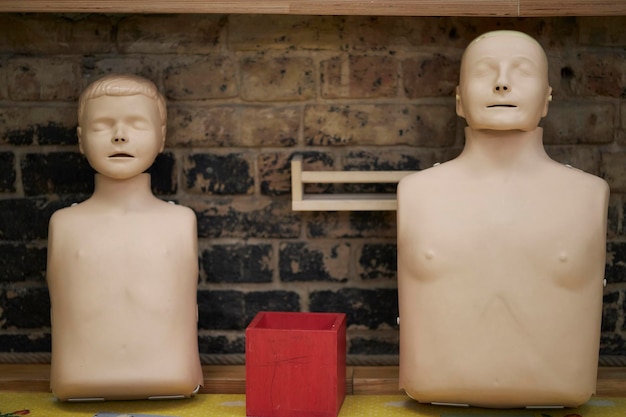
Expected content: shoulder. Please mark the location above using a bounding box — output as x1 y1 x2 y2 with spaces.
48 203 83 227
157 200 197 225
398 160 460 191
552 162 609 196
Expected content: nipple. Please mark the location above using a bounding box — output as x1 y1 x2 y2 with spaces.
425 250 435 260
558 252 568 263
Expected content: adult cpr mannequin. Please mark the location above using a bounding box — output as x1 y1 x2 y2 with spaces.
47 74 203 401
397 31 609 408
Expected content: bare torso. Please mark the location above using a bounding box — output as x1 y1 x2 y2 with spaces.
47 184 202 400
397 145 608 407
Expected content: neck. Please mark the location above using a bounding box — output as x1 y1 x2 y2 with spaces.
459 127 550 172
90 173 157 210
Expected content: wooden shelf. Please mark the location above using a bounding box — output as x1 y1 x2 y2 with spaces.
2 364 626 396
0 0 623 16
291 155 414 211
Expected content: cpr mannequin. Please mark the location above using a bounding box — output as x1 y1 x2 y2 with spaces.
397 31 609 408
47 74 203 401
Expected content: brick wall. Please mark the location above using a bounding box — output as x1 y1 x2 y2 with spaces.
0 13 625 362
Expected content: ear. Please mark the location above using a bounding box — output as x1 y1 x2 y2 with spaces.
159 125 166 153
77 126 84 154
455 86 465 119
542 86 553 118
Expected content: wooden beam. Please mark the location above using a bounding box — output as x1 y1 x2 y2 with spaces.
2 364 626 396
0 0 624 16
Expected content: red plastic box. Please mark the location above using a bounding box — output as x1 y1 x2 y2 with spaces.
245 311 347 417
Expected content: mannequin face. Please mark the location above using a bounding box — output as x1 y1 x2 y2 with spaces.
456 32 552 132
78 94 165 180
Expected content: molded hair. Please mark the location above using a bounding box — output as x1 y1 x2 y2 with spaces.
77 74 167 126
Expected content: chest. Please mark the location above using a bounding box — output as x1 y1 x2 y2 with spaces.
397 181 605 287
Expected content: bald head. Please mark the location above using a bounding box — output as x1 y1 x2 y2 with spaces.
460 30 549 84
456 30 552 132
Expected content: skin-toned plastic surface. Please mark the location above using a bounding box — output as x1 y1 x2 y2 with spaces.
47 74 203 401
397 31 609 408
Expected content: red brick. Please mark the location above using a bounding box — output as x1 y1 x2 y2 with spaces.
403 53 460 98
304 104 456 147
0 14 113 54
321 55 399 98
543 102 615 145
240 56 316 101
117 15 225 54
7 57 81 101
164 56 238 100
230 15 344 51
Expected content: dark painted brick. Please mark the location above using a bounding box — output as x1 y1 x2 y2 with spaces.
197 290 245 330
193 199 300 239
0 198 71 240
618 197 626 238
600 333 626 356
0 152 15 192
185 153 254 195
244 290 300 326
349 337 399 355
603 288 620 333
606 242 626 284
279 242 350 282
259 151 335 197
0 243 46 282
342 149 445 193
21 152 95 196
343 149 423 171
201 243 273 283
146 152 177 195
0 333 51 352
4 127 35 146
0 286 50 329
608 195 620 239
358 243 397 280
198 334 245 355
603 306 619 332
37 122 77 145
306 211 396 239
310 288 398 329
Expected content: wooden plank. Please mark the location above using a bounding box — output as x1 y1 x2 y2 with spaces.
199 365 245 394
597 367 626 398
301 171 414 184
0 364 50 393
353 366 401 395
291 155 303 202
293 194 398 211
289 0 517 16
520 0 626 15
2 365 626 396
0 0 624 15
0 0 292 14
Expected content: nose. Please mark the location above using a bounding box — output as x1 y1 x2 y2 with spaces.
494 84 509 93
494 66 510 94
111 136 128 144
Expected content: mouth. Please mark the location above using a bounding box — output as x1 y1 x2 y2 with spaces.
108 153 134 158
486 104 517 108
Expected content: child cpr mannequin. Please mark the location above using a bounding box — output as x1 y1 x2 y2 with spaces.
47 74 203 401
397 31 609 408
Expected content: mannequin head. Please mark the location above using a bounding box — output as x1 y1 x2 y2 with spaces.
77 74 167 180
456 30 552 132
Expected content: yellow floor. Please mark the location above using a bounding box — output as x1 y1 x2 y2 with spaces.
1 392 626 417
